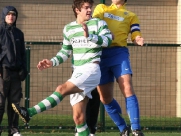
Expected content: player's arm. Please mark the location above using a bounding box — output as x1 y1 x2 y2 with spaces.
85 19 112 47
37 42 72 71
50 27 72 67
97 20 113 47
37 59 52 71
50 39 72 67
130 14 144 46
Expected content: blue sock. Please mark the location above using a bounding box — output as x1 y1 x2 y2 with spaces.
104 99 127 132
126 95 141 130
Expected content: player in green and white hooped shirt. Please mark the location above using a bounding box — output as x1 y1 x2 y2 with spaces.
12 0 112 136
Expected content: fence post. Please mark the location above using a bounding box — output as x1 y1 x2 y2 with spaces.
99 102 105 132
99 0 106 132
25 46 30 108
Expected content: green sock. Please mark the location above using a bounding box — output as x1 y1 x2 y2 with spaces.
76 122 90 136
27 91 63 117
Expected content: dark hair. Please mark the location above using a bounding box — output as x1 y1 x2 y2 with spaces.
72 0 94 18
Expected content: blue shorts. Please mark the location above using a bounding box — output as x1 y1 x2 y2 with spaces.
99 46 132 85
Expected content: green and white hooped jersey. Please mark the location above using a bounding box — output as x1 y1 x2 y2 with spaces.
51 18 112 66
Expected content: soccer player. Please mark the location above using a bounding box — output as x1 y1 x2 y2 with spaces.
92 0 144 136
12 0 112 136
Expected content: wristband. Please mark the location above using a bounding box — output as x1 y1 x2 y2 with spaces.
87 34 93 41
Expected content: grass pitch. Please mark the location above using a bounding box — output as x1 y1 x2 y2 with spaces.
1 132 181 136
1 114 180 135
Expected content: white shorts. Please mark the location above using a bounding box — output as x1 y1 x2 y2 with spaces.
69 63 101 106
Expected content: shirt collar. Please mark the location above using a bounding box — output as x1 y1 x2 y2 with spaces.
110 3 126 9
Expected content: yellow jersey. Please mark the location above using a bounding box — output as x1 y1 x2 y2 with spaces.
92 4 142 47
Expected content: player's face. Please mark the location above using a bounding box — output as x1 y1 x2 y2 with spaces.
5 12 16 25
77 2 92 22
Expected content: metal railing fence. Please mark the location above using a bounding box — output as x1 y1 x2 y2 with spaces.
16 43 181 133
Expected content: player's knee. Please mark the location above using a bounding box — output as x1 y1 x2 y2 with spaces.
124 87 135 97
100 97 112 104
73 113 84 124
55 84 67 96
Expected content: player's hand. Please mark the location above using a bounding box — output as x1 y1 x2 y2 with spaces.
134 36 144 46
111 32 115 40
81 22 89 37
37 59 53 71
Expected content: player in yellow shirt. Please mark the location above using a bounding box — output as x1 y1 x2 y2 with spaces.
93 0 144 136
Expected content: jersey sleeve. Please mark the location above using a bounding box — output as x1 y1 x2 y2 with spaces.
130 13 142 42
88 19 112 47
51 26 72 66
